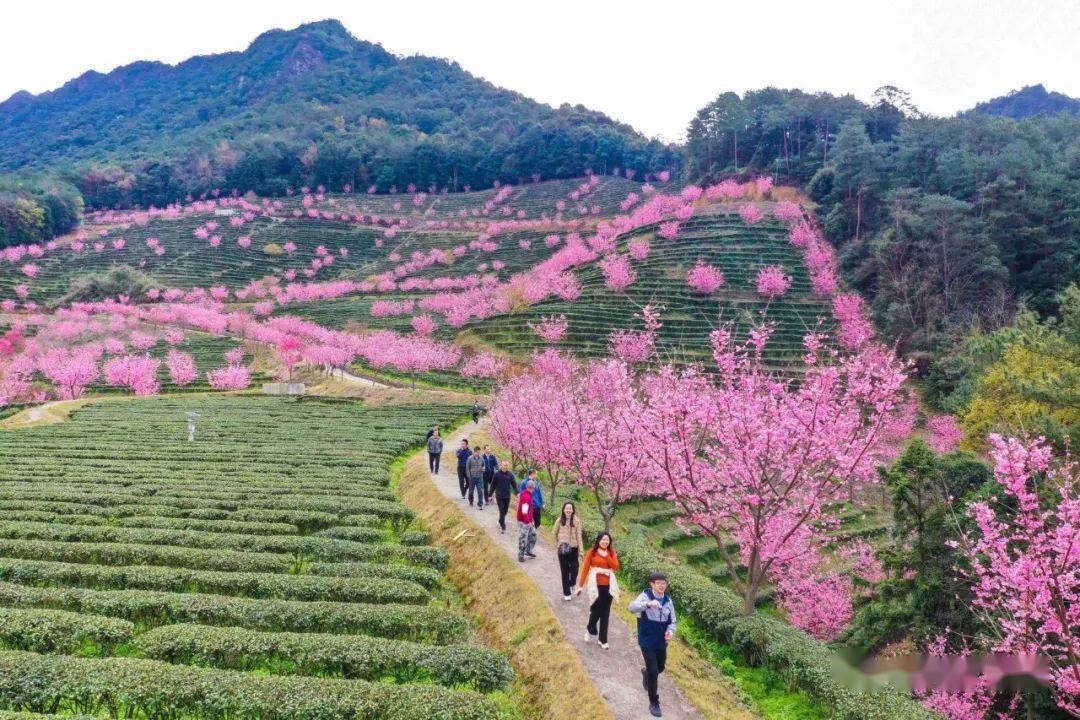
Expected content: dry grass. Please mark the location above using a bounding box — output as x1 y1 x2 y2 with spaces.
396 446 613 720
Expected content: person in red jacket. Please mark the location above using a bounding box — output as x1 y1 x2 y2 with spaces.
576 530 620 648
516 479 538 562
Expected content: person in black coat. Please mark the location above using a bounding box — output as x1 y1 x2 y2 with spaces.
489 466 518 533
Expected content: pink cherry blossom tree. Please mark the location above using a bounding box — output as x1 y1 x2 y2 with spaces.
686 260 725 294
166 349 197 387
527 314 568 343
632 327 908 613
601 253 637 292
927 415 964 454
756 265 792 298
957 434 1079 715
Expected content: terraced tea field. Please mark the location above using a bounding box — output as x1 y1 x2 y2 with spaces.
465 213 830 365
0 396 517 720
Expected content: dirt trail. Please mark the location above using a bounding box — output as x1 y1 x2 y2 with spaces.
435 420 704 720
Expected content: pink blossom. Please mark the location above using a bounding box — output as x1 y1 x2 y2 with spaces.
927 415 964 454
207 364 250 390
528 314 569 342
738 204 763 225
755 266 792 298
686 261 725 294
601 254 637 292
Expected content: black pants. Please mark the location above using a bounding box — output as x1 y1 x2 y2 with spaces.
496 496 511 530
457 467 468 497
587 584 613 643
428 452 440 473
557 546 579 597
641 646 667 704
533 507 542 528
483 472 494 501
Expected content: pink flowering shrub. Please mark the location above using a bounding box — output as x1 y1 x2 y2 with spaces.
756 265 792 298
601 254 636 292
686 261 725 294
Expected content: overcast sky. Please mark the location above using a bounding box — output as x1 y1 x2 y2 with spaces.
2 0 1077 142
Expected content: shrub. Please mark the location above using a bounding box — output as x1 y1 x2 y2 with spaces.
0 607 134 653
0 650 500 720
136 623 513 691
0 557 429 604
0 582 465 643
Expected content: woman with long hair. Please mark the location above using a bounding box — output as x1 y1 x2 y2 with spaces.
553 501 583 600
576 530 620 648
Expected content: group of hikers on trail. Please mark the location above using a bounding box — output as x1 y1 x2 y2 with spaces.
425 424 676 718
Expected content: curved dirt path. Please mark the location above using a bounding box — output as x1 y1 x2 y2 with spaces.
435 420 703 720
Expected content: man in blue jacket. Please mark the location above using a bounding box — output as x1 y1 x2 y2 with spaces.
455 439 472 499
628 572 676 717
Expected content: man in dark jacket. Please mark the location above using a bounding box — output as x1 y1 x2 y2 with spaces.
489 465 517 533
455 439 472 499
628 573 677 717
482 451 498 503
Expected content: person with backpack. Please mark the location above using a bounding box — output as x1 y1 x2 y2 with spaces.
489 464 518 533
552 501 583 600
575 531 620 649
465 445 487 509
455 439 472 499
629 572 677 717
426 429 443 474
516 479 538 562
518 469 544 528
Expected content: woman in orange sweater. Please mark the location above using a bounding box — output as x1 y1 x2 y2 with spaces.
575 530 620 648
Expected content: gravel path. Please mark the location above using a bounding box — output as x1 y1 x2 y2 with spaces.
435 420 703 720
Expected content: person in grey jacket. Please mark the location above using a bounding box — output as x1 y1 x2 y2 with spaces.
426 430 443 474
465 445 487 509
629 573 677 717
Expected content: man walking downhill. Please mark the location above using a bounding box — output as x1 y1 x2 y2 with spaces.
455 439 472 499
629 572 677 718
465 444 487 509
490 464 517 534
516 479 538 562
427 429 443 474
482 449 498 504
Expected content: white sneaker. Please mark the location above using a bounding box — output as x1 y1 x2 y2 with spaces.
563 594 572 601
584 630 592 642
599 641 609 649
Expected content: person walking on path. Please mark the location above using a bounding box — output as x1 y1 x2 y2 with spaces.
516 479 538 562
471 403 482 424
426 430 443 474
490 464 518 533
466 445 487 509
553 501 584 600
576 531 620 649
482 450 498 503
629 573 677 718
425 424 440 442
455 439 472 499
518 469 544 528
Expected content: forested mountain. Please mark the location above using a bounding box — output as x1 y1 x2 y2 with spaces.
0 19 676 210
970 83 1080 118
684 86 1080 357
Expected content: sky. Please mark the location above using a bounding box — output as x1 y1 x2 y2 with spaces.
1 0 1077 142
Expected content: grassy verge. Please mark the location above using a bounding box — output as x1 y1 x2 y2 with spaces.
392 433 612 720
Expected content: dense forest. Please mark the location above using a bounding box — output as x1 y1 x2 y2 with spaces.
0 20 676 210
0 176 83 246
685 86 1080 364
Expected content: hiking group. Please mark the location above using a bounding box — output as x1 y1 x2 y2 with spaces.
428 424 677 718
